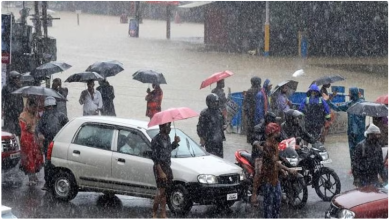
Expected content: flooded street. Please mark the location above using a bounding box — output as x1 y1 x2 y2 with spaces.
2 7 388 218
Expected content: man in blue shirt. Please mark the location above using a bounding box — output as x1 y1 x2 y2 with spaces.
299 84 331 141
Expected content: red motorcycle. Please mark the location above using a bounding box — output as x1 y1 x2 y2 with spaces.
235 138 308 209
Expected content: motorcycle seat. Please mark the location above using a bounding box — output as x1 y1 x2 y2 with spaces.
239 151 254 166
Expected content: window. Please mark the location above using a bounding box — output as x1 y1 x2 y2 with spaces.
117 129 150 157
74 124 114 150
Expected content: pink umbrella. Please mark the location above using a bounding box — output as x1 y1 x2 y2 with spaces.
148 107 199 128
375 94 388 105
200 70 234 89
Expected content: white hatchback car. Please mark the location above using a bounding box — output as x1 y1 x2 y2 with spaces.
46 116 244 214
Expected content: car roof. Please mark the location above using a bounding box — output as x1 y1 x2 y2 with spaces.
73 116 159 131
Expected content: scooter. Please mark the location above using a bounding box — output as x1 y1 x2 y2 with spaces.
235 139 308 209
283 138 341 201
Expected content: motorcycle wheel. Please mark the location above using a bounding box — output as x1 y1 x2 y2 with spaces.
285 177 308 209
314 167 341 201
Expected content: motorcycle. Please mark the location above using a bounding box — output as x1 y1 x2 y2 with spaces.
235 139 308 209
282 138 341 201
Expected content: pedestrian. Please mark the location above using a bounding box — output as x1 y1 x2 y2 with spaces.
145 83 163 120
211 79 227 120
319 83 337 143
319 83 337 100
250 111 279 207
36 96 69 190
323 87 365 166
151 122 180 218
52 78 68 116
275 84 293 122
79 79 103 116
254 79 270 127
243 76 262 143
352 124 385 187
373 115 388 146
262 79 273 104
299 84 331 141
197 93 226 158
261 122 296 218
19 98 44 186
96 79 116 116
2 71 24 137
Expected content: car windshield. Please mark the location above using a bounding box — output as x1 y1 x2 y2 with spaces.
146 128 208 158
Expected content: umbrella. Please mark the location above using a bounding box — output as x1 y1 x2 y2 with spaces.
200 70 234 89
85 60 124 78
20 72 34 83
133 69 167 85
312 75 345 86
270 80 299 97
30 61 72 80
12 86 66 100
375 94 388 105
347 102 388 117
148 107 199 128
65 72 104 83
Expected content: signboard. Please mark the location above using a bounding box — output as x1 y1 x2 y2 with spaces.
2 14 12 64
226 98 239 115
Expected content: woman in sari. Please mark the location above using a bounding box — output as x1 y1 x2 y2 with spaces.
19 98 44 185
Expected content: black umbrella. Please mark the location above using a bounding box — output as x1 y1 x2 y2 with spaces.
12 86 67 100
312 75 345 86
65 72 104 83
30 61 72 80
347 102 388 117
270 80 298 97
85 60 124 78
133 69 167 84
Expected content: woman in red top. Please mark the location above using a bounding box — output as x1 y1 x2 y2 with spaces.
19 98 44 186
145 84 163 119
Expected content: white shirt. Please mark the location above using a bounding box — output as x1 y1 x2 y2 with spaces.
79 89 103 115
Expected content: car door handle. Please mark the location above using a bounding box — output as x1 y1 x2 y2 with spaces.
118 158 125 163
73 150 80 155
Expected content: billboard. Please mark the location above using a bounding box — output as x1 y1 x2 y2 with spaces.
2 14 12 64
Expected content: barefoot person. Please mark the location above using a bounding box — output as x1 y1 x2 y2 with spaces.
151 122 180 218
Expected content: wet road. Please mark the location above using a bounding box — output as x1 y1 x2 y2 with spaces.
1 7 388 218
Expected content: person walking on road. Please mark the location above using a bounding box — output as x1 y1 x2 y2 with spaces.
19 98 43 186
323 87 365 166
79 79 103 116
52 78 68 117
211 79 228 120
151 122 180 218
36 96 69 190
96 79 116 116
146 83 163 120
299 84 331 141
197 93 226 158
243 77 262 143
352 124 385 187
261 122 296 218
2 71 24 137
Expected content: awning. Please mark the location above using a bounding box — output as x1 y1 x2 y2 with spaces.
178 1 213 8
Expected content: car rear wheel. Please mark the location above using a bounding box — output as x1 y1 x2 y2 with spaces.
167 184 193 216
51 171 78 201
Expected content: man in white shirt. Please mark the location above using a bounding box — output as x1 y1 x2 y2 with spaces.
79 80 103 116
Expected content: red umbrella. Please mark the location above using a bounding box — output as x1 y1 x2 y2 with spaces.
200 70 234 89
375 94 388 105
148 107 199 127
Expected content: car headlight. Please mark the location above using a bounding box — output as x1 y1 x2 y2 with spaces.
198 174 218 184
240 171 246 181
337 209 355 219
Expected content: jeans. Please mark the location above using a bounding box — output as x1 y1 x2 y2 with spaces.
262 181 282 218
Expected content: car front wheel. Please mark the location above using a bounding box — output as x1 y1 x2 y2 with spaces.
167 184 193 216
51 171 78 201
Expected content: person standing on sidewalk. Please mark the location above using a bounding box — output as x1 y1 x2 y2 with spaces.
79 80 103 116
96 79 116 116
36 96 69 190
52 78 68 117
261 123 296 218
211 79 228 121
151 122 180 218
146 83 163 120
243 77 262 143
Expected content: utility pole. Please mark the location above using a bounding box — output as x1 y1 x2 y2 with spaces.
166 5 171 39
264 1 270 57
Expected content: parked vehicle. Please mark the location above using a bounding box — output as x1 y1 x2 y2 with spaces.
2 131 21 172
235 138 308 209
325 184 388 218
1 205 17 219
46 116 245 215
